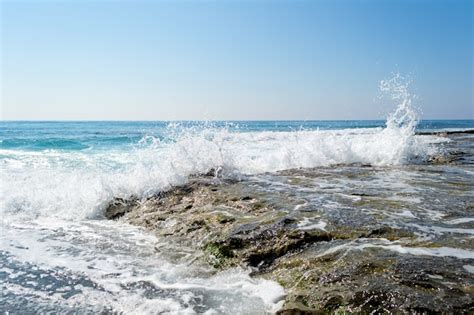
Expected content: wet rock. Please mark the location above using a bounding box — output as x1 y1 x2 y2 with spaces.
104 197 138 219
265 246 474 313
104 167 474 314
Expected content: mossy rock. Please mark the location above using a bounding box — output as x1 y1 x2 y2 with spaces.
202 242 236 268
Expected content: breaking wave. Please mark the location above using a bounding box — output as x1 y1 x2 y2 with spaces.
0 75 443 220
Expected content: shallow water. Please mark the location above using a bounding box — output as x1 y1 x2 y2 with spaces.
1 219 284 314
1 119 473 313
251 142 474 254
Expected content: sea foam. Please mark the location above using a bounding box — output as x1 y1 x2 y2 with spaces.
0 75 443 220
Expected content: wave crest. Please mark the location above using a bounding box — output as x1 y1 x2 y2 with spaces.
1 75 444 220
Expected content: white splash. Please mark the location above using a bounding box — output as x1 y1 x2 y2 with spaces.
380 73 418 134
0 75 442 220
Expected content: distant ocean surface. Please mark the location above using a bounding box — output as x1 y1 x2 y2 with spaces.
1 118 473 313
1 120 473 152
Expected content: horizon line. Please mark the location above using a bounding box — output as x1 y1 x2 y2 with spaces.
1 118 473 123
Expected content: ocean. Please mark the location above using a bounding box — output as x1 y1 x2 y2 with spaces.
1 115 473 313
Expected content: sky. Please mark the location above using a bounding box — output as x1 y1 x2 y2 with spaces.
1 0 472 120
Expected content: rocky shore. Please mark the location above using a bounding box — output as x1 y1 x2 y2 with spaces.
105 160 473 314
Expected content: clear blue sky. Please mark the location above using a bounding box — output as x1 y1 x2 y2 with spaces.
1 0 472 120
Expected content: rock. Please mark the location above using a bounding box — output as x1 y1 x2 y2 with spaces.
104 197 138 219
103 173 474 314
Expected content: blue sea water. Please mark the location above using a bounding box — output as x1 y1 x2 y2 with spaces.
1 120 472 152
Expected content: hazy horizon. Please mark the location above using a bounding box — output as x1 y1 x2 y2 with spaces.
1 0 473 121
2 118 474 123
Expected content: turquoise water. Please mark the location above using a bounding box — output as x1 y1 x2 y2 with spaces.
2 120 473 151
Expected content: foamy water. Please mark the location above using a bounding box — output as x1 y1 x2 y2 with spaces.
1 125 444 221
1 219 284 313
